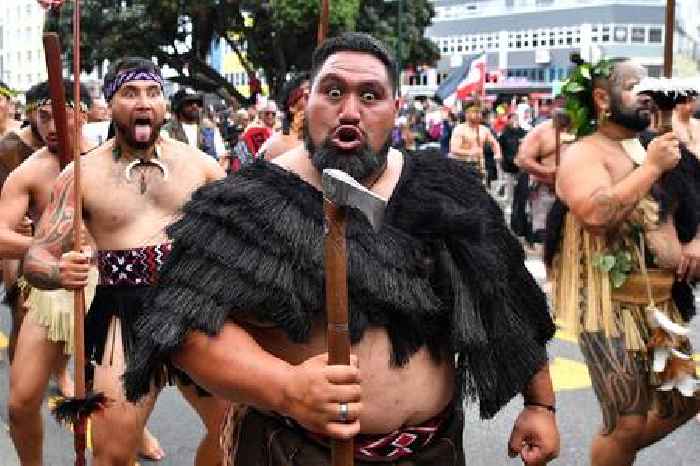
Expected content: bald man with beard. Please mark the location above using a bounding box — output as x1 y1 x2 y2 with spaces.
552 60 699 466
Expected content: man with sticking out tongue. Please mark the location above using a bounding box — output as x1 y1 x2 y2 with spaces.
22 57 228 466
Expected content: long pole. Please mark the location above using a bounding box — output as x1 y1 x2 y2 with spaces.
318 0 330 44
397 0 403 98
664 0 675 78
324 201 354 466
71 1 88 465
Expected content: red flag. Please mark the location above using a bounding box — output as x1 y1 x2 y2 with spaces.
37 0 65 9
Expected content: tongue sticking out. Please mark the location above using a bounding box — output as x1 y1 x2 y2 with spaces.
134 125 152 143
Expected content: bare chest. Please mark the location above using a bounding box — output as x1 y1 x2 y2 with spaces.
459 126 485 145
82 162 203 230
602 147 636 182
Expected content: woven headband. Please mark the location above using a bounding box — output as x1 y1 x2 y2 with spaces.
37 98 89 113
104 69 164 102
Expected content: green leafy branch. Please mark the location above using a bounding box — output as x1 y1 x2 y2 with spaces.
561 57 615 138
592 250 633 288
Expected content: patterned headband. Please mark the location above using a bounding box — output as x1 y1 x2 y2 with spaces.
37 98 89 113
104 69 164 102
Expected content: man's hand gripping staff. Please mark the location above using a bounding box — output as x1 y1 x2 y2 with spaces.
39 3 106 465
316 168 388 466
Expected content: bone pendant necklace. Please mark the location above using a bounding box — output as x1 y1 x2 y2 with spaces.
114 143 169 194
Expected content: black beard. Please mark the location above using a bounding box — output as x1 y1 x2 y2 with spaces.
609 94 651 132
180 109 200 124
304 125 390 183
115 119 162 151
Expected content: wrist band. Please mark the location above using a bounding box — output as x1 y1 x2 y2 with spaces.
524 402 556 413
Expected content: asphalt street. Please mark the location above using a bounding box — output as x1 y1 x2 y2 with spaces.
0 259 698 466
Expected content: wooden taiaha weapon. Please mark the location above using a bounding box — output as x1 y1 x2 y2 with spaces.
322 170 387 466
42 2 105 465
69 4 90 463
318 0 330 44
552 109 570 172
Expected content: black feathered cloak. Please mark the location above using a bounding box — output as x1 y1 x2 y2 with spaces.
124 152 555 419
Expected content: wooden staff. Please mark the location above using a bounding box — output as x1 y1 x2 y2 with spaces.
43 2 101 465
321 170 387 466
323 200 354 466
42 34 72 168
318 0 330 44
70 3 89 463
664 0 675 78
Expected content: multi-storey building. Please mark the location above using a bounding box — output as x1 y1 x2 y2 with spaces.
407 0 699 99
0 0 48 91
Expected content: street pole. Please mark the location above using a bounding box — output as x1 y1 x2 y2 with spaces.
664 0 675 77
396 0 403 98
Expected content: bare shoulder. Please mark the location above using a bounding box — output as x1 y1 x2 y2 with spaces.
558 136 600 170
10 148 58 181
272 146 319 186
272 145 309 172
161 136 224 180
556 136 608 198
0 131 21 153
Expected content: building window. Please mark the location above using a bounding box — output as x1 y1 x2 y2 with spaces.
631 27 645 43
649 28 662 43
614 26 628 43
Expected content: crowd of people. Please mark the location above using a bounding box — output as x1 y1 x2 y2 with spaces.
0 27 698 466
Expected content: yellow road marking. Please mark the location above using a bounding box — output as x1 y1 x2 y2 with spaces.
554 328 577 344
549 357 592 391
0 330 8 349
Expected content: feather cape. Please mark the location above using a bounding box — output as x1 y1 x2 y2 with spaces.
124 152 554 419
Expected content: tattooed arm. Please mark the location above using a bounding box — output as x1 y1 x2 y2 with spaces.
556 140 670 236
23 166 89 290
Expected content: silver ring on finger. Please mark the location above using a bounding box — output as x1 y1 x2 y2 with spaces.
338 402 349 422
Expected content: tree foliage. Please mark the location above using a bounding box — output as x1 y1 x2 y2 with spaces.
47 0 439 104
